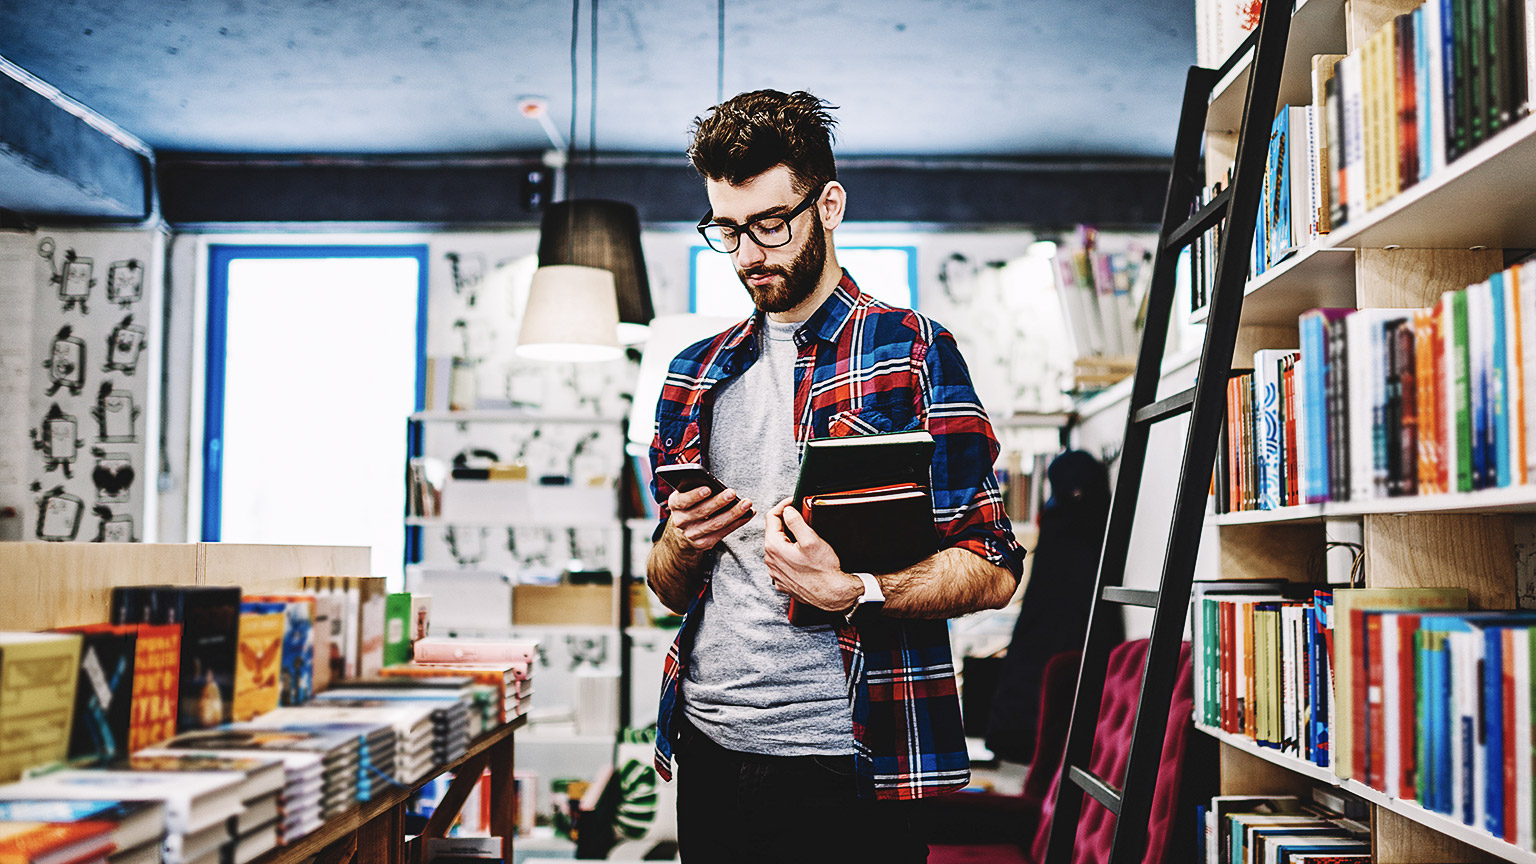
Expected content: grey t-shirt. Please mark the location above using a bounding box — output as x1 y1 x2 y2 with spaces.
682 318 853 755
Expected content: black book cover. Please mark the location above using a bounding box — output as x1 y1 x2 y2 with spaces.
790 429 935 507
60 626 137 763
1326 317 1350 501
1398 319 1419 496
803 486 938 576
149 586 241 731
1385 319 1405 496
1327 72 1346 226
110 585 167 625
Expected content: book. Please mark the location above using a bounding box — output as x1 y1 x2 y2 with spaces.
412 639 537 665
127 625 181 753
384 594 413 667
0 769 244 838
0 798 164 855
54 625 137 765
0 633 83 784
244 595 315 706
232 608 284 723
0 820 115 864
143 587 241 732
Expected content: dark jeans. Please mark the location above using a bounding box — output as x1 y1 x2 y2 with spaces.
674 716 931 863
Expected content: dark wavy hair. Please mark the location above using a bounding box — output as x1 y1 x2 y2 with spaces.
686 89 838 194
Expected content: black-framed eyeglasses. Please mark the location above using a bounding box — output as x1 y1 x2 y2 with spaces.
696 184 824 253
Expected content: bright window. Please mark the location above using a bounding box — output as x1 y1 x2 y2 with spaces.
204 246 427 586
690 246 918 317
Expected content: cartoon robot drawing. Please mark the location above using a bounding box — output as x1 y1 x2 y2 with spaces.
34 484 85 542
92 506 136 543
43 325 87 397
104 315 147 375
91 448 135 504
93 382 140 443
39 238 96 314
107 259 144 308
30 404 83 478
444 251 485 306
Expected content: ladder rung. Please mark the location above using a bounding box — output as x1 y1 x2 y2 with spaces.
1212 25 1262 79
1069 766 1123 815
1164 187 1232 251
1133 387 1195 425
1101 587 1160 608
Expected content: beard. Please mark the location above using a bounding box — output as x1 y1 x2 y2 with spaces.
736 216 827 314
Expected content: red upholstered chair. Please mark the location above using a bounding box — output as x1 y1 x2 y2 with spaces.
1027 639 1195 864
929 650 1082 864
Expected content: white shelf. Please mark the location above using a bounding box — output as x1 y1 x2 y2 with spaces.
996 411 1077 429
1215 484 1536 525
411 410 622 424
1190 244 1355 327
1327 111 1536 249
1205 0 1348 137
1195 724 1536 863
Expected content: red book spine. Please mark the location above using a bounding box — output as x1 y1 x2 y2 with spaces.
1399 613 1420 800
1284 358 1300 505
1434 298 1450 492
1351 608 1371 788
1222 601 1238 733
1367 612 1386 790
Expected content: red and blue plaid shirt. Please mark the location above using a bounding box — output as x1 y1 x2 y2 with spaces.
647 272 1025 800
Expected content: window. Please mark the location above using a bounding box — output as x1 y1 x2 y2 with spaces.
204 246 427 585
690 246 918 317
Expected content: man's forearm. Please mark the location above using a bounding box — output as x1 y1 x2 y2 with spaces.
646 521 712 614
877 547 1017 619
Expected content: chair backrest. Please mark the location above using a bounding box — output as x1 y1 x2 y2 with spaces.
1028 639 1194 864
1020 649 1082 809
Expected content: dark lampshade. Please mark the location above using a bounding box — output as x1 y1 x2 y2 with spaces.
537 199 654 342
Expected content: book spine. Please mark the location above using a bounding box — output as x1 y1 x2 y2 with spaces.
1386 320 1407 496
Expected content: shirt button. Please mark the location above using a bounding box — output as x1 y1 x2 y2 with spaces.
665 438 673 446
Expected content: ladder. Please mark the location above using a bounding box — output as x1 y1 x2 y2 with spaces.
1042 1 1295 861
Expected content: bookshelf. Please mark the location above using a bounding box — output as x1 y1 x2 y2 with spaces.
1186 0 1536 860
0 542 528 864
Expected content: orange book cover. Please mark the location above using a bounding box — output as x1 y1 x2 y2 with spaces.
1242 600 1258 740
128 623 181 752
232 612 284 722
1414 309 1439 494
0 820 113 863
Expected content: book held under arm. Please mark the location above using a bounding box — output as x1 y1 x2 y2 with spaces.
786 430 939 626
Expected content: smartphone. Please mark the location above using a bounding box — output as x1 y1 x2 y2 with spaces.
656 463 728 496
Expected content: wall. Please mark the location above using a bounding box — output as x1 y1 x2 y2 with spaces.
0 226 164 545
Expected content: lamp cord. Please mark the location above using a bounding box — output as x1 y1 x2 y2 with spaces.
590 0 599 182
567 0 580 257
717 0 725 104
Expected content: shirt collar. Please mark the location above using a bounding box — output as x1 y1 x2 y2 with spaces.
718 269 864 364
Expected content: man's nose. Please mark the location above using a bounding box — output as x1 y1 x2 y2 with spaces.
734 235 766 267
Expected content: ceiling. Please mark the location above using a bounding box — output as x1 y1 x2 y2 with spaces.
0 0 1196 160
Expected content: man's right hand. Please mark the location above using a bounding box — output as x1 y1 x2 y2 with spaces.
665 485 755 552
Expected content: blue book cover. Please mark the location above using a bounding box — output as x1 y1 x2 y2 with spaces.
1416 615 1470 815
1491 272 1511 488
1253 350 1293 510
1483 623 1505 836
1312 590 1333 768
1416 5 1432 180
1299 309 1352 502
1468 282 1490 489
1303 605 1316 761
1266 110 1293 269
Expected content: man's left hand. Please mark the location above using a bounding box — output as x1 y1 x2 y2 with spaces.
764 498 863 611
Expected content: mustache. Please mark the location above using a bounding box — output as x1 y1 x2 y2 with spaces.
738 265 788 280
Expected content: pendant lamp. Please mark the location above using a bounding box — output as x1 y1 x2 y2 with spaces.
516 264 622 362
537 198 654 345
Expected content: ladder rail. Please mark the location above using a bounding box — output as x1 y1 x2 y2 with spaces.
1041 61 1221 864
1106 2 1295 857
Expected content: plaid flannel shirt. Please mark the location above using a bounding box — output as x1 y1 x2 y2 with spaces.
647 272 1025 800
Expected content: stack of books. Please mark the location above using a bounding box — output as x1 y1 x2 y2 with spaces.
117 755 283 864
385 637 540 724
0 799 166 864
142 732 325 846
1197 791 1370 864
254 703 436 784
158 726 359 822
314 679 474 767
0 768 245 864
236 719 396 804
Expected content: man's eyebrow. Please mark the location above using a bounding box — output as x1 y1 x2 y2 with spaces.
709 203 790 227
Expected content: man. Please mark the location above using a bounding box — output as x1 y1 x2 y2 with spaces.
646 89 1024 863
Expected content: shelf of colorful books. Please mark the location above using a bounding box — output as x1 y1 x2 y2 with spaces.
1189 244 1355 327
1210 503 1326 526
251 715 527 864
410 411 622 425
1327 111 1536 250
1337 778 1536 864
1204 0 1348 138
1194 721 1339 785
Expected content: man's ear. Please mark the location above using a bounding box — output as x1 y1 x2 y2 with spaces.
819 181 847 232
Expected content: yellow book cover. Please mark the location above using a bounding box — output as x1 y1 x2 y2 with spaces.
232 613 284 722
1359 32 1379 211
1331 588 1468 780
0 633 82 783
1381 20 1401 201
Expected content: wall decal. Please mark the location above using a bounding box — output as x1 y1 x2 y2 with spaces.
444 526 487 566
565 634 609 670
107 259 144 308
39 238 96 314
91 448 135 504
30 404 83 478
93 382 140 443
444 252 484 306
92 506 136 543
33 483 84 542
43 325 86 396
104 315 147 374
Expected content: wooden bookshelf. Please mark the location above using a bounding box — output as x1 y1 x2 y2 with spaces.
1190 243 1355 327
1204 0 1348 137
1213 483 1536 525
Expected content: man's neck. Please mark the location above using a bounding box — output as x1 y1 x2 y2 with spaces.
766 256 843 324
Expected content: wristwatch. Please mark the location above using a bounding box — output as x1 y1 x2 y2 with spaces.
845 572 885 624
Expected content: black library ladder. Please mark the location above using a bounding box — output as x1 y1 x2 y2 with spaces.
1042 1 1295 862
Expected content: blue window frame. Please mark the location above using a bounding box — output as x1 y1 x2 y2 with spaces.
203 244 429 542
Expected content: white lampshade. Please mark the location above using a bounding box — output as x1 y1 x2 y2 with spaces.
516 264 623 362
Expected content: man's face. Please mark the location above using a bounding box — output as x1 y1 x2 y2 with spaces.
704 165 828 314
